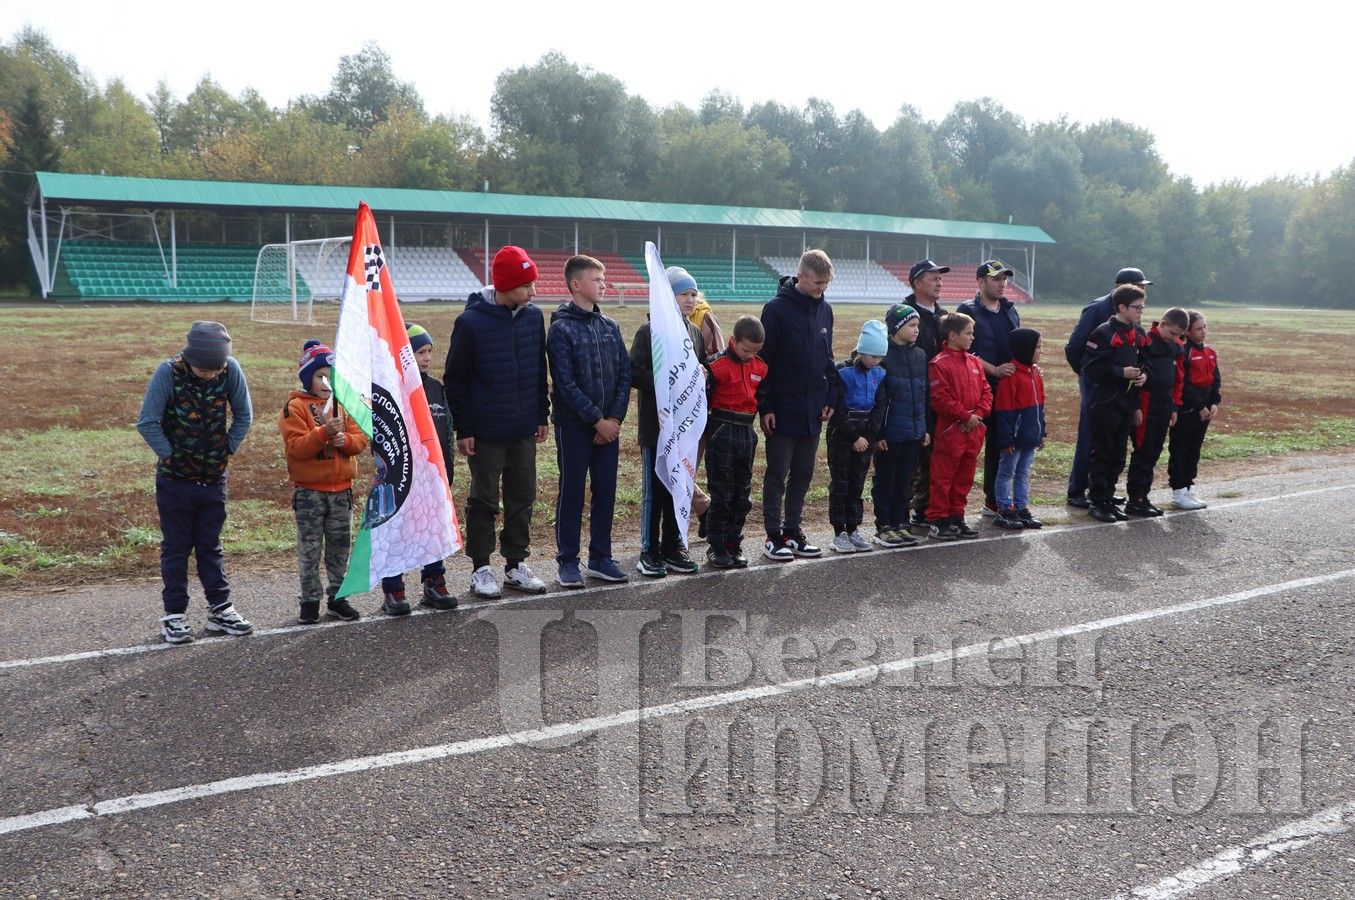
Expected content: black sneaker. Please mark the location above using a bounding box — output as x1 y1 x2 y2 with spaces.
420 573 458 610
1017 508 1044 529
1089 503 1120 523
763 535 794 561
994 507 1024 530
953 518 979 539
380 590 412 617
298 601 321 625
782 530 822 558
705 546 736 569
928 520 959 541
728 544 749 568
636 553 668 578
1111 495 1128 506
662 548 700 574
1066 493 1092 509
326 598 361 621
1124 498 1164 518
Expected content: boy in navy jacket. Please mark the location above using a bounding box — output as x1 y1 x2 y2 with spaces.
547 254 632 587
872 304 929 546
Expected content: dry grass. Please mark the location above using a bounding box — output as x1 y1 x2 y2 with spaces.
1 298 1351 583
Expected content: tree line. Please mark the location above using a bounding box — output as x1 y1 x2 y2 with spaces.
2 28 1351 306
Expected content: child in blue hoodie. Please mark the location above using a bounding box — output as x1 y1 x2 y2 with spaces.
992 328 1047 529
827 321 888 553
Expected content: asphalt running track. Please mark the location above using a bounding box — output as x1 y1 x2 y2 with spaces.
2 453 1353 898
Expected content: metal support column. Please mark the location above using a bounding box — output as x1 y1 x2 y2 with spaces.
170 210 178 287
574 221 579 255
731 229 737 291
483 219 490 285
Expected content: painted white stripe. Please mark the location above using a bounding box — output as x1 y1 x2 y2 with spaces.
1 566 1351 838
1114 799 1355 899
1 480 1351 674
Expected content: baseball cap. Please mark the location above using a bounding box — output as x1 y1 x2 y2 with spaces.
977 259 1014 279
1115 267 1153 285
908 259 951 283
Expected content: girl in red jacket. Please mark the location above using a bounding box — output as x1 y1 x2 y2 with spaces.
926 313 993 540
1168 311 1222 510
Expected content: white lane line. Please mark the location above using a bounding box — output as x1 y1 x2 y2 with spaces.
1 480 1351 674
1113 799 1355 899
2 567 1351 839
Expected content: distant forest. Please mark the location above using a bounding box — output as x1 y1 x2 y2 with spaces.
2 29 1350 305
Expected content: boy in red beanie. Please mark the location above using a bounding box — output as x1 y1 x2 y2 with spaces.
926 312 992 540
443 246 551 600
280 340 369 623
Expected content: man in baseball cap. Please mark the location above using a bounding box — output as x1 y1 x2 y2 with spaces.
1062 266 1154 508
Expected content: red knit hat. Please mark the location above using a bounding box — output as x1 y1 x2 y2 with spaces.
491 245 539 293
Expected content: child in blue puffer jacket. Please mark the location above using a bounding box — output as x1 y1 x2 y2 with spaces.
993 328 1046 530
871 304 929 547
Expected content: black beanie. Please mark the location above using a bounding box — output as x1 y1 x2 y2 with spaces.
1009 328 1040 366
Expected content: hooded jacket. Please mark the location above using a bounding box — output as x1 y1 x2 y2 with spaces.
758 276 836 436
993 363 1046 450
279 390 369 491
1178 339 1222 412
443 288 549 443
547 300 632 428
827 359 884 444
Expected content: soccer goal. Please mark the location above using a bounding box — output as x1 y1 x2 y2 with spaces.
250 236 352 324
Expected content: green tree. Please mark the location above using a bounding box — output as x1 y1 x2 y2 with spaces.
934 98 1026 187
168 76 258 153
989 120 1083 224
64 80 160 176
318 42 424 134
651 119 795 208
0 85 62 286
1075 119 1169 193
1284 163 1355 307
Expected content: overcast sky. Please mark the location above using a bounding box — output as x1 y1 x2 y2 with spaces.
7 0 1352 188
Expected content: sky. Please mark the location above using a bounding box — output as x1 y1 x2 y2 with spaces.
6 0 1353 187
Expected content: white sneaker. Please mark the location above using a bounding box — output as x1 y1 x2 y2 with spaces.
1173 488 1206 510
470 565 502 599
160 613 194 644
504 563 547 594
1185 488 1207 509
848 529 874 551
831 532 856 554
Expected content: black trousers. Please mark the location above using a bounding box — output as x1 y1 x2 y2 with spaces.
705 419 757 549
1127 407 1173 499
910 440 934 521
1088 398 1134 504
982 412 1000 504
827 432 873 533
1168 410 1211 490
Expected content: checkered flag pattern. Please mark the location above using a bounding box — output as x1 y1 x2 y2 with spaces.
363 245 385 291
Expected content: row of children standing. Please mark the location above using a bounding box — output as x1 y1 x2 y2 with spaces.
136 250 1219 644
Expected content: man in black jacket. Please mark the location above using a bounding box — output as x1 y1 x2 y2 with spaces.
902 259 949 530
759 249 836 561
956 260 1020 513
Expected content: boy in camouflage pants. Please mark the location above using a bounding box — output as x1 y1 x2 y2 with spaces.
280 340 369 623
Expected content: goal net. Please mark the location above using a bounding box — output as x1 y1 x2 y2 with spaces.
250 236 352 324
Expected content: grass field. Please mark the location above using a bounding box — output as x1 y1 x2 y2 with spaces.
2 298 1352 584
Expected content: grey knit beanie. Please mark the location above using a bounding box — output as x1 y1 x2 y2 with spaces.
182 321 232 369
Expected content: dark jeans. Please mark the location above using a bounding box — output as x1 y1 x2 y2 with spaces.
465 435 537 569
762 432 819 536
982 412 1001 504
1168 410 1211 490
705 418 756 549
1067 370 1095 498
155 472 230 615
640 445 684 556
873 439 921 529
554 421 619 564
380 561 444 595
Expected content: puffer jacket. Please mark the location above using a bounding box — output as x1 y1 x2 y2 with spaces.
880 340 928 442
547 300 632 427
758 276 836 436
443 288 549 442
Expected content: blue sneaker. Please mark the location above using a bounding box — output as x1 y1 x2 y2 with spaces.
583 557 629 583
556 560 585 589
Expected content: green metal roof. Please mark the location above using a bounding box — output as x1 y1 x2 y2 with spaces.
34 171 1055 244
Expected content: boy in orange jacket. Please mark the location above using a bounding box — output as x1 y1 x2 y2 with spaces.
280 340 370 624
926 312 993 541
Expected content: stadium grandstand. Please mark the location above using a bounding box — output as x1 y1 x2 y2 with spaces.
24 172 1054 307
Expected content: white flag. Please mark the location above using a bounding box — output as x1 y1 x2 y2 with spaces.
643 242 707 547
